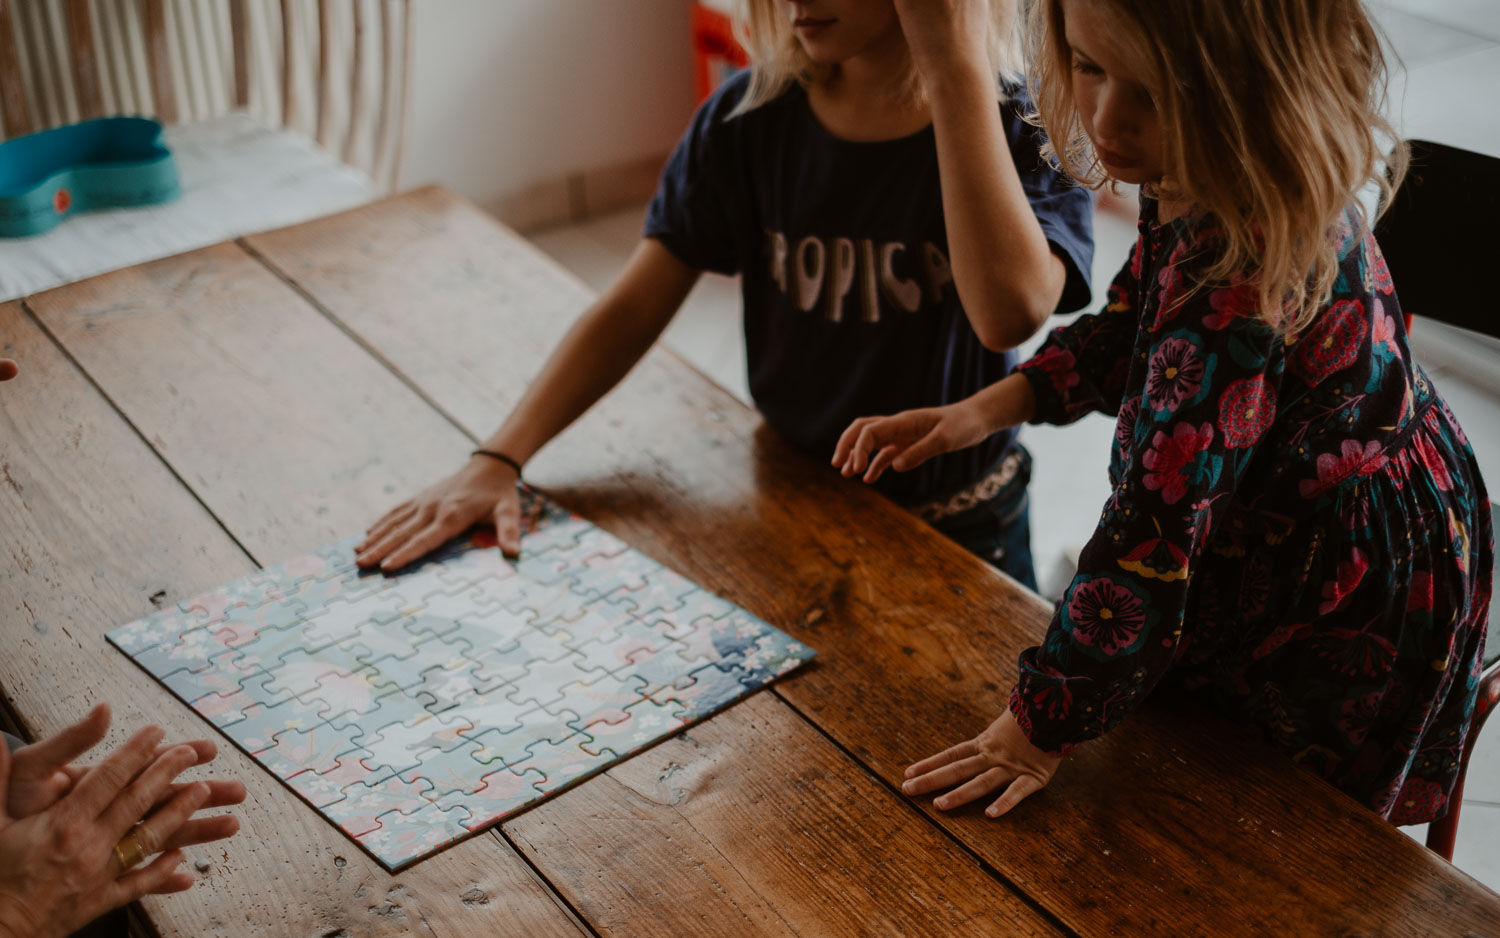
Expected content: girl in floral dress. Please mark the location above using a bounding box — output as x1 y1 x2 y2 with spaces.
834 0 1493 826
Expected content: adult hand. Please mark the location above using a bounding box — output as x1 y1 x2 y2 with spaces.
892 0 997 80
0 359 16 381
0 723 243 938
833 401 991 483
901 708 1063 817
7 704 244 826
356 456 522 571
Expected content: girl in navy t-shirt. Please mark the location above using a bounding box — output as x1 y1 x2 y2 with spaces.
357 0 1094 588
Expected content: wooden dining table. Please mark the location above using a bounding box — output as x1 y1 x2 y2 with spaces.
3 187 1497 938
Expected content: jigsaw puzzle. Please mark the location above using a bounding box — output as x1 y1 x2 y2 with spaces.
107 488 816 870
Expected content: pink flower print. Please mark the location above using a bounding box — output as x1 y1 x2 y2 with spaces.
1030 346 1081 399
1204 279 1257 330
1406 569 1434 612
1413 432 1454 491
1317 620 1396 677
1065 575 1148 656
1142 422 1215 504
1367 242 1395 295
1219 376 1276 449
1318 547 1370 615
1370 298 1400 357
1387 778 1446 824
1337 689 1384 746
1298 439 1387 497
1153 242 1191 328
1115 396 1141 448
1145 337 1205 412
1287 299 1366 384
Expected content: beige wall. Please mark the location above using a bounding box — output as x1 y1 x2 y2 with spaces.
403 0 699 229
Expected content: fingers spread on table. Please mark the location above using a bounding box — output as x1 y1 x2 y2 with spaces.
986 774 1045 818
113 849 190 903
63 725 165 821
905 738 977 780
159 812 240 853
132 782 210 859
357 500 416 553
97 744 198 837
933 766 1013 811
17 703 111 774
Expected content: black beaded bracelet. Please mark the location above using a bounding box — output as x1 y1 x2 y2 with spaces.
471 449 524 476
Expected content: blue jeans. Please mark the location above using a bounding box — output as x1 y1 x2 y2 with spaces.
923 444 1038 592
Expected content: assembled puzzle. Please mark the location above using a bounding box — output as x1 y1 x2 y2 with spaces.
107 488 816 870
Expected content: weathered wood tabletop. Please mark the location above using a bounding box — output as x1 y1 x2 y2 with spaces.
3 187 1497 937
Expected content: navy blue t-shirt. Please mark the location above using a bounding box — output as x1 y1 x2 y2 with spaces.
645 70 1094 503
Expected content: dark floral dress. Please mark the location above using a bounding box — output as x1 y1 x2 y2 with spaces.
1012 196 1494 824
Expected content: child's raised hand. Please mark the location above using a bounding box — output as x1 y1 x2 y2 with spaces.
892 0 996 79
833 402 989 484
902 708 1062 818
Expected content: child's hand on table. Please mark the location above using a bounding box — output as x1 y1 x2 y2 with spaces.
356 456 522 571
833 401 992 484
903 708 1063 817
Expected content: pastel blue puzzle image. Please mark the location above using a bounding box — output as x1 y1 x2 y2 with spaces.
107 488 816 870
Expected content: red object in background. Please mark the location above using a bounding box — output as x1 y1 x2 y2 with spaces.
53 188 72 214
692 3 749 105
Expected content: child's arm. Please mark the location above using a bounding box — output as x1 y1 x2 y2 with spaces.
895 0 1067 350
355 239 700 570
832 372 1036 483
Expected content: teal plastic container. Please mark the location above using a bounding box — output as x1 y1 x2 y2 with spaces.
0 116 180 237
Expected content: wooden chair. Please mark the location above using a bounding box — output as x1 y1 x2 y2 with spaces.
0 0 412 192
1375 138 1500 862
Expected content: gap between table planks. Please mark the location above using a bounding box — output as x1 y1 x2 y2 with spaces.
0 303 588 938
13 234 1068 936
239 186 1500 937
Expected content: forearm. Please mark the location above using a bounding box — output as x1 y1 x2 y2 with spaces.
927 65 1065 350
480 240 697 465
963 371 1038 435
481 301 661 464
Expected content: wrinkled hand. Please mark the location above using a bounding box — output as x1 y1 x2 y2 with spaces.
356 457 522 571
0 359 16 381
892 0 996 78
833 402 990 483
7 704 243 825
0 718 245 938
901 708 1063 817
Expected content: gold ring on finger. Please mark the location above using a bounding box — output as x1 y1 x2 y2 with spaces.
113 830 146 872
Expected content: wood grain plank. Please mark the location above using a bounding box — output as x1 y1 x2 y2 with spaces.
20 231 1065 936
0 304 586 938
243 187 1500 937
0 0 33 137
508 691 1060 938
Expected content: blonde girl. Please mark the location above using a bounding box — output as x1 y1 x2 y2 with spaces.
358 0 1095 591
838 0 1492 826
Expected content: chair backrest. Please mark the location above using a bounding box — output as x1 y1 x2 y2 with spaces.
1375 140 1500 340
0 0 411 193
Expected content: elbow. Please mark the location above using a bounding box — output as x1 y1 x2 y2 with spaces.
972 289 1055 353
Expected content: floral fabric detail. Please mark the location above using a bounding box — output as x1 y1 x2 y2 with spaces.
1013 195 1493 825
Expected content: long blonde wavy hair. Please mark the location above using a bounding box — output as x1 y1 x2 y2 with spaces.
1028 0 1407 333
732 0 1024 115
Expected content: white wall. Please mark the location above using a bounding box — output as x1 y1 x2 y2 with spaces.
402 0 698 214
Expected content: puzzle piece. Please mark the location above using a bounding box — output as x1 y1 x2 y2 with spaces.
107 495 816 870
